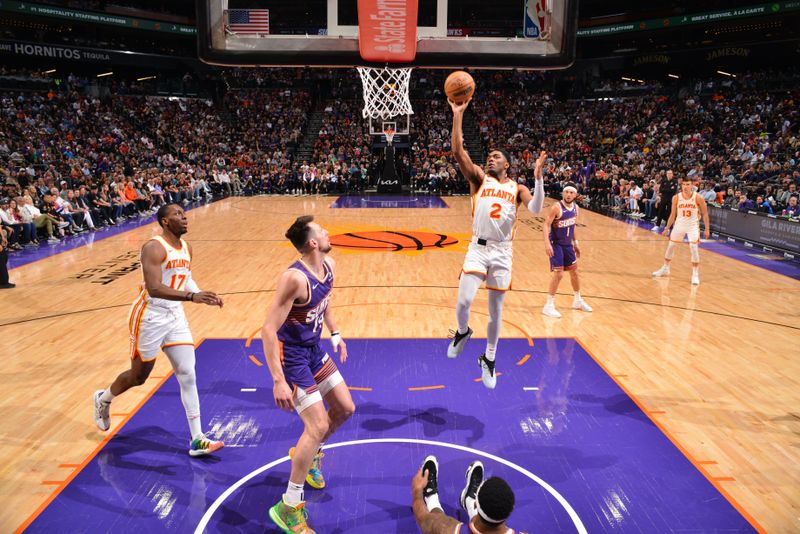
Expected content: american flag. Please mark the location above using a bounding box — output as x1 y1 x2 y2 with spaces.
228 9 270 34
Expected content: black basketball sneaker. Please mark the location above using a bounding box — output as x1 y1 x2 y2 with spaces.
421 455 439 506
460 460 485 513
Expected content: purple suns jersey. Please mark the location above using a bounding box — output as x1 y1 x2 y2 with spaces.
551 201 577 246
277 259 333 347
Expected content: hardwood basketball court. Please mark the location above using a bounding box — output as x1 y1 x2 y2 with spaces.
2 195 797 532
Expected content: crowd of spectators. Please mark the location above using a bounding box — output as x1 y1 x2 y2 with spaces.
1 66 798 260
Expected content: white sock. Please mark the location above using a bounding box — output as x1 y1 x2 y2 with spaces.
284 481 304 506
100 388 115 403
188 416 203 439
424 493 442 513
465 496 478 520
317 442 325 455
692 267 699 275
485 345 496 362
546 295 555 306
573 291 581 301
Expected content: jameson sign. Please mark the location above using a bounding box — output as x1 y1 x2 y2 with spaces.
0 40 184 67
577 1 800 37
0 0 196 35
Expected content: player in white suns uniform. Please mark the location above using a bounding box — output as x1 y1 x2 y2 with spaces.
447 97 547 389
93 203 225 456
653 175 710 284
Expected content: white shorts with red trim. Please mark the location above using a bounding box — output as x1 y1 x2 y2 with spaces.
129 303 193 361
670 222 700 244
461 240 513 291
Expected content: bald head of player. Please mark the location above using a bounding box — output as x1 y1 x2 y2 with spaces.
157 203 188 236
486 148 511 180
285 215 332 254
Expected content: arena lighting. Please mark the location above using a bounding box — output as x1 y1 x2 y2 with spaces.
43 69 56 74
137 75 156 81
717 70 736 78
668 74 679 79
96 71 113 78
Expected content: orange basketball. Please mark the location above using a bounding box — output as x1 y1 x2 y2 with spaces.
444 71 475 104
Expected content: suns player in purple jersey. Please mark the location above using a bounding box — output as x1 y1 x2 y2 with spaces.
542 183 592 318
447 98 547 390
261 215 354 534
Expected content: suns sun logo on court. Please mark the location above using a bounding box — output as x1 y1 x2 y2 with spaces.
329 231 458 252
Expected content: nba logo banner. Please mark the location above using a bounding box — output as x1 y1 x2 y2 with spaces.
524 0 546 38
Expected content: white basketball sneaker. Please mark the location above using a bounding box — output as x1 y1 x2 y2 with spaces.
652 265 670 277
572 299 593 312
189 434 225 457
93 390 111 431
447 327 473 359
478 354 496 390
542 304 562 318
691 272 700 285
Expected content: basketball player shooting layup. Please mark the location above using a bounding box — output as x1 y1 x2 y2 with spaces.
93 203 225 457
447 98 546 390
261 215 354 534
652 175 710 285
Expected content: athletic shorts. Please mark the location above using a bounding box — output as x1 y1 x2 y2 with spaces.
670 222 700 244
549 242 577 271
129 302 193 361
280 342 344 414
461 240 513 291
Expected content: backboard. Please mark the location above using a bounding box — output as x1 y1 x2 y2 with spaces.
196 0 577 70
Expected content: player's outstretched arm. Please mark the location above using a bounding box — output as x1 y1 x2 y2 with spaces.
518 150 547 213
261 270 304 411
448 98 483 194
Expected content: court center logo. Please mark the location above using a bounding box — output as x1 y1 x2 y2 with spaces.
330 230 458 252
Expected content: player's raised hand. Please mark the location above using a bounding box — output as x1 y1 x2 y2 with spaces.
534 151 547 177
273 380 295 412
447 98 471 114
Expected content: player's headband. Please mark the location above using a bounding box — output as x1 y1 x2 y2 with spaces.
563 186 578 194
475 481 506 525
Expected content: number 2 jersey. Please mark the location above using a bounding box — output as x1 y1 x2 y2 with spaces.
472 174 520 242
277 259 333 347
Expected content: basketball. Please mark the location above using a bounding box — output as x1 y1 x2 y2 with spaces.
444 71 475 104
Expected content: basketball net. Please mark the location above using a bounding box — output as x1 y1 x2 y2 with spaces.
384 127 395 146
357 66 414 120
